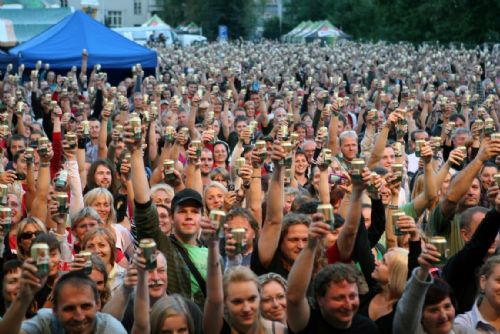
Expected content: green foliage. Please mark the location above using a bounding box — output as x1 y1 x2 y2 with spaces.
284 0 500 43
159 0 258 40
263 16 293 40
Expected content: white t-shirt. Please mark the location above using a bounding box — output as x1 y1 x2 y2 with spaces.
21 308 126 334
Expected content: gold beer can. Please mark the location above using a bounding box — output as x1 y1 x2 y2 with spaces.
235 157 246 176
392 163 403 183
0 207 11 234
139 238 157 270
415 140 425 157
79 251 93 275
65 133 77 149
350 159 365 180
55 192 69 215
429 236 449 266
317 203 335 229
231 228 247 254
82 120 90 137
209 210 226 238
392 211 405 236
31 243 49 277
0 184 7 206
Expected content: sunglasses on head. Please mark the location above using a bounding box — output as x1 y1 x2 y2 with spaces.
21 231 42 240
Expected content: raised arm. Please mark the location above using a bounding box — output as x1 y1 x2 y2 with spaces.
184 144 203 196
287 214 331 332
336 168 369 261
1 260 46 334
257 141 285 267
97 104 111 160
30 144 53 223
131 251 150 334
440 137 500 218
203 227 224 334
247 150 263 228
412 142 437 216
367 111 398 169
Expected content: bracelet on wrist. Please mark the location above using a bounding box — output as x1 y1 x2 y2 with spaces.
40 162 50 167
388 204 399 210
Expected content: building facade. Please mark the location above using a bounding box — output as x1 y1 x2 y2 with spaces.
66 0 163 27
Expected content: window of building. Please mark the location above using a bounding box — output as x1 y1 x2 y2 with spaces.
134 0 142 15
106 11 122 28
60 0 68 7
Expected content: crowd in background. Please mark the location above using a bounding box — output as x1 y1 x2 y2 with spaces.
0 40 499 333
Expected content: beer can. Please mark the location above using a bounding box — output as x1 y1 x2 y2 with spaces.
280 124 289 141
226 89 232 100
232 228 247 254
191 140 202 158
206 129 215 144
367 172 378 193
392 163 403 183
319 127 328 145
457 146 467 156
485 118 495 136
16 101 24 116
281 142 293 167
255 140 267 160
163 159 175 181
31 243 49 276
287 113 294 124
290 132 299 145
25 147 34 164
209 210 226 238
139 238 157 270
431 137 442 154
142 110 150 123
50 101 58 112
79 251 93 275
491 133 500 141
284 168 292 182
0 207 11 235
321 148 332 167
429 236 449 266
82 120 90 138
55 192 69 215
151 106 158 120
164 126 175 144
38 136 49 156
448 122 456 136
415 140 425 157
115 125 124 139
317 204 335 229
350 159 365 180
206 111 214 125
393 142 402 157
494 173 500 187
235 157 246 176
0 184 7 206
180 127 189 140
129 114 142 142
392 211 405 236
65 133 77 149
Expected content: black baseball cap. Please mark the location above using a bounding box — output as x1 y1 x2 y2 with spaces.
171 188 203 211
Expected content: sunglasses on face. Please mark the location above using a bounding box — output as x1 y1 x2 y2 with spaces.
21 231 42 240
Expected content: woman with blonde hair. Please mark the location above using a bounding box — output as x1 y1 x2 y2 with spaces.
203 181 228 213
358 246 409 334
15 217 47 261
81 227 126 293
83 187 134 260
203 218 287 334
150 294 195 334
258 273 288 325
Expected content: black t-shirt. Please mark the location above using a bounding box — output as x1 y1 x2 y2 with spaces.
289 308 379 334
250 239 289 279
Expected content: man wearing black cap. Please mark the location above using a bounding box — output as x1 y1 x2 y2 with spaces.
129 135 209 310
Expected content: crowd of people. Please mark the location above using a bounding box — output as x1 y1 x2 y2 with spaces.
0 39 499 333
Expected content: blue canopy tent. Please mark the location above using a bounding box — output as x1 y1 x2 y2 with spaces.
9 10 156 76
0 50 17 70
